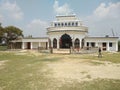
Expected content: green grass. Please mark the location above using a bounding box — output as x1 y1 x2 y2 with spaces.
76 52 120 63
0 46 7 51
58 79 120 90
0 51 120 90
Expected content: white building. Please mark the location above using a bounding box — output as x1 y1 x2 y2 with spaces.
12 15 119 52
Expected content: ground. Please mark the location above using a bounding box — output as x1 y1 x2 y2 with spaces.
0 50 120 90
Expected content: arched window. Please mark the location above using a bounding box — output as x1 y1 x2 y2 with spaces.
65 23 67 26
74 38 80 48
75 22 78 26
68 22 71 26
72 22 74 26
58 23 60 26
61 23 64 26
53 38 57 48
81 39 84 48
54 23 57 27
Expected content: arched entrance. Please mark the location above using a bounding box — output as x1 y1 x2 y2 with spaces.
60 34 72 49
81 39 84 48
74 38 80 48
53 38 57 48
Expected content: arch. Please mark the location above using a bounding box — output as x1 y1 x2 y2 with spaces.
74 38 80 48
60 34 72 48
81 39 84 48
53 38 57 48
75 22 78 26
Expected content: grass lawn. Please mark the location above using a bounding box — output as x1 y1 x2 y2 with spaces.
0 46 7 51
0 51 120 90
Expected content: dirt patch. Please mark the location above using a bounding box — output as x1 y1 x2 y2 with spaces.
46 58 120 83
0 60 8 69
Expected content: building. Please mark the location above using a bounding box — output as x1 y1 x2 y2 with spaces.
12 15 119 52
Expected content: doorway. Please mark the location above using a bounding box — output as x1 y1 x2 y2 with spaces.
60 34 72 49
27 42 31 49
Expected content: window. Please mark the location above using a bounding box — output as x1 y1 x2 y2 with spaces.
65 23 67 26
109 42 112 47
72 22 74 26
75 22 78 26
68 22 71 26
58 23 60 26
54 23 57 27
61 23 64 26
87 42 89 47
91 42 95 47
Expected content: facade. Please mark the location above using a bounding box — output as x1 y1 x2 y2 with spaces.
47 15 88 49
84 37 118 51
11 37 48 50
12 15 119 52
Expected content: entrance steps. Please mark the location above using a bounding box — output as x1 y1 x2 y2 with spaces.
52 48 98 54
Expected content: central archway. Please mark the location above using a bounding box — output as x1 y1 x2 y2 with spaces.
60 34 72 49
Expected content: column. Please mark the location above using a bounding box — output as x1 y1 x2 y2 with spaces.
31 42 33 49
96 42 98 47
51 40 53 48
107 42 109 51
84 41 87 47
22 42 25 49
57 38 59 49
47 41 49 49
39 42 41 47
116 41 118 51
79 39 81 49
72 39 74 48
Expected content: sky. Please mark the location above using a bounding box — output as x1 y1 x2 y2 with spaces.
0 0 120 37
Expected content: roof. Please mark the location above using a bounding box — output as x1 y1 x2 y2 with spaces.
84 36 119 39
23 37 48 39
56 15 76 18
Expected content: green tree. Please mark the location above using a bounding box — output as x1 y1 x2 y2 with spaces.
0 24 23 45
0 23 5 44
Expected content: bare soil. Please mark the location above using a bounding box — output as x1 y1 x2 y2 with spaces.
46 57 120 84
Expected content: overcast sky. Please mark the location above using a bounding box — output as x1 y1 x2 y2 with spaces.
0 0 120 37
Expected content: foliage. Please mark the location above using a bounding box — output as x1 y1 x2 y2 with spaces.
4 26 23 36
0 23 23 45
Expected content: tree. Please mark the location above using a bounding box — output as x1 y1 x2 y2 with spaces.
0 24 23 45
0 23 5 44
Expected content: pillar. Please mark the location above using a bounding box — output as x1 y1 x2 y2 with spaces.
51 40 53 48
39 42 41 47
79 39 81 49
96 42 98 47
47 41 49 49
72 39 74 48
57 38 59 49
22 42 25 49
107 42 109 51
116 41 118 51
31 42 33 49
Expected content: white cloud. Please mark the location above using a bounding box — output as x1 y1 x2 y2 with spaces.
53 0 73 15
0 1 24 21
93 2 120 19
84 2 120 37
25 19 48 37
